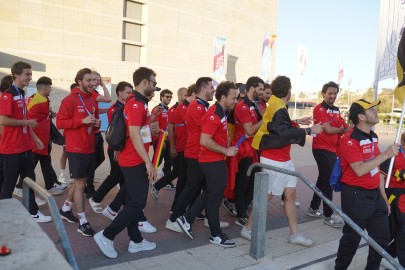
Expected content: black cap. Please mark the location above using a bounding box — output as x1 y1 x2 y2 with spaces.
349 99 381 123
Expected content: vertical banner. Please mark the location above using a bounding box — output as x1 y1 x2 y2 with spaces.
337 65 344 84
294 46 308 120
297 46 308 76
260 33 277 83
374 0 405 84
212 37 226 88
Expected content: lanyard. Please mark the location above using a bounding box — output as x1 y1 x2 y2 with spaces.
77 94 94 116
12 85 26 119
196 98 209 112
218 104 230 147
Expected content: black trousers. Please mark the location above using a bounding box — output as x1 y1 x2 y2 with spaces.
92 148 124 203
185 161 227 237
171 151 186 210
235 157 254 218
170 157 204 222
310 149 336 218
335 184 389 270
17 151 58 190
103 163 149 243
86 132 105 191
0 151 38 215
153 140 172 175
154 152 179 190
387 195 405 267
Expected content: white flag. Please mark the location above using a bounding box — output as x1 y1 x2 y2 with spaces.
374 0 405 82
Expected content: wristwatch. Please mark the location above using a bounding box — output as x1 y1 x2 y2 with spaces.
306 128 311 135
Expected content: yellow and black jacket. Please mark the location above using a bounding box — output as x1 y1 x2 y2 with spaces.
252 95 306 150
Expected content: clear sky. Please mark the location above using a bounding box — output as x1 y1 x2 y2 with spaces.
275 0 394 93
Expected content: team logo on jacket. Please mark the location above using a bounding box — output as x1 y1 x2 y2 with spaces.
210 116 214 120
347 140 353 146
133 104 138 109
3 95 7 100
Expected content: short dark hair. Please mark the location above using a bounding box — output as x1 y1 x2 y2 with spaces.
36 76 52 87
321 81 339 94
195 77 212 94
11 61 31 79
264 83 271 90
75 68 92 84
0 75 13 93
186 83 196 97
115 81 133 96
270 76 291 98
246 76 264 92
70 83 78 90
160 89 173 100
132 67 156 87
215 81 236 101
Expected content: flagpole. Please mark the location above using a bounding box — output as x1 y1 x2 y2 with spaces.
385 97 405 188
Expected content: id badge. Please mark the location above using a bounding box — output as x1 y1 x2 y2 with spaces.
370 167 378 177
22 118 27 134
140 125 152 143
87 124 94 134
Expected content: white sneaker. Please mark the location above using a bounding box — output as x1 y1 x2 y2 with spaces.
165 219 183 233
102 207 117 221
94 230 117 259
35 197 47 206
31 211 52 223
203 217 229 228
89 197 103 213
58 171 73 184
47 186 64 195
54 183 68 190
288 233 314 247
13 187 23 198
128 239 156 253
324 215 344 228
241 226 251 240
138 221 157 233
280 201 301 207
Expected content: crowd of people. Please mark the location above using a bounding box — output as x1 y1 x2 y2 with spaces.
0 61 404 269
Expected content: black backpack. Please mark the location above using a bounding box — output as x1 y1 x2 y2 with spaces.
105 103 126 151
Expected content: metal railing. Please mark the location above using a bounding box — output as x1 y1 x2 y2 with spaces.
22 177 78 270
246 163 404 270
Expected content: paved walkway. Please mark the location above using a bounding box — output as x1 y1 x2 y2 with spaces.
12 133 399 269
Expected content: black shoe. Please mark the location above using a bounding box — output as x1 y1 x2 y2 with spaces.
77 222 95 237
209 233 235 248
176 215 193 239
222 199 237 216
60 209 79 223
235 217 247 227
85 188 96 199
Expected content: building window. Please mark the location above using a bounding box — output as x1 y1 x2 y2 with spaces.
125 1 142 21
124 22 141 42
122 0 144 63
122 43 141 63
